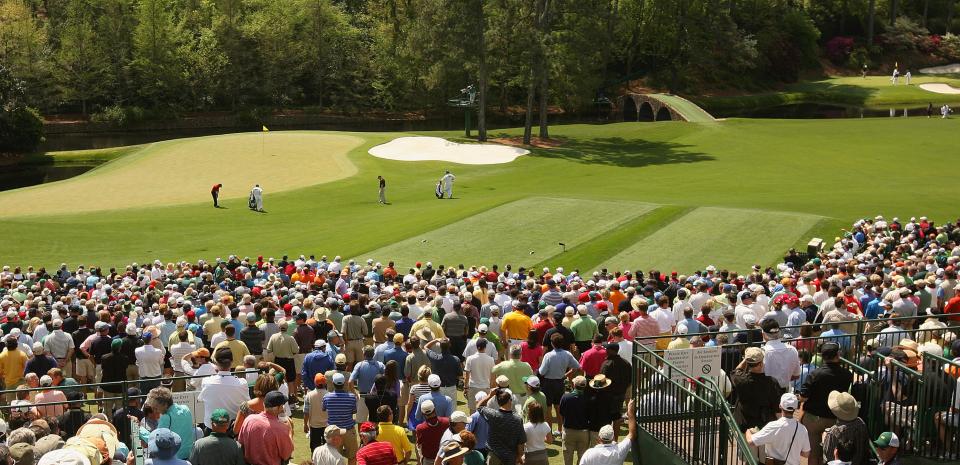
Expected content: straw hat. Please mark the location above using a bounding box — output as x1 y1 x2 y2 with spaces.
828 391 859 422
589 374 612 389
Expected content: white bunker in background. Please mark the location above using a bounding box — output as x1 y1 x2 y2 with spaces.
918 83 960 94
369 136 529 165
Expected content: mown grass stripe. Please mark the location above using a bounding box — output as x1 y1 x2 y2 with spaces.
532 205 692 273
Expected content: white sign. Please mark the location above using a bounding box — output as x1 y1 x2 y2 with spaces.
172 390 205 425
664 348 693 379
664 346 721 380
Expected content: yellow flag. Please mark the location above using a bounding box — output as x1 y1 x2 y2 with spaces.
262 125 269 132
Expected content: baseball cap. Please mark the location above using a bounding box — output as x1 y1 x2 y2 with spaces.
427 374 442 388
495 375 510 387
314 339 327 348
210 408 230 424
820 342 840 358
779 393 799 411
450 410 472 424
324 425 347 439
874 432 900 448
598 424 615 442
477 324 488 333
359 422 377 433
314 373 326 387
335 353 347 365
744 347 764 365
524 376 540 388
743 313 757 325
192 348 210 358
148 428 181 460
421 399 436 415
474 390 487 404
332 373 346 386
264 391 287 408
572 375 587 388
246 313 257 322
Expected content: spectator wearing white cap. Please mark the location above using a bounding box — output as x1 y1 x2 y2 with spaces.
746 393 811 465
462 323 498 361
414 374 453 422
577 400 636 465
414 399 448 465
24 343 56 379
440 410 472 446
312 425 348 465
463 338 494 412
322 373 359 463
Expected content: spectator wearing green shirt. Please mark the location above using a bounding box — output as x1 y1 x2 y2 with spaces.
522 376 548 424
139 387 196 460
491 346 534 398
570 306 599 355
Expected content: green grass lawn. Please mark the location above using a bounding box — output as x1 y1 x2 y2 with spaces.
692 75 960 113
2 117 959 274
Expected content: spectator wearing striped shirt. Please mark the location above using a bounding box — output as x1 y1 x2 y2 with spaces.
323 373 360 465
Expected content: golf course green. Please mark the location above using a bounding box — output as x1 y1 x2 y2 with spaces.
3 115 958 273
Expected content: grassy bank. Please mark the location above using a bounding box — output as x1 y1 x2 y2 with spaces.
691 76 960 114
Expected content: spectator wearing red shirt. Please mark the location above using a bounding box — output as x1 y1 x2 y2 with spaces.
532 309 554 344
578 336 607 377
696 307 715 328
627 304 660 347
520 329 545 373
414 400 449 464
237 391 294 465
944 285 960 322
356 422 398 465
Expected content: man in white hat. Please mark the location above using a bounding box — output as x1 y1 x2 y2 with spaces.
578 400 636 465
746 393 811 465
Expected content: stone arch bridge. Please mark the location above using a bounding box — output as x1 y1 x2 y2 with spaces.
617 93 715 123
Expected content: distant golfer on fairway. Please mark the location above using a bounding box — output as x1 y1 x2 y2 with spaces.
435 180 444 199
378 175 387 204
211 183 222 208
249 184 264 212
441 170 456 199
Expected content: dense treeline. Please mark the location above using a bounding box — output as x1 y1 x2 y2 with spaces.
0 0 958 127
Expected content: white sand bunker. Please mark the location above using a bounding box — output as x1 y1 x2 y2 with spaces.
369 136 529 165
919 83 960 94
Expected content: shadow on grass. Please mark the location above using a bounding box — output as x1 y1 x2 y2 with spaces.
529 136 715 168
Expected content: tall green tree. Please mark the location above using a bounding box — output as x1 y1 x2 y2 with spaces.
0 0 51 107
53 0 110 115
131 0 186 108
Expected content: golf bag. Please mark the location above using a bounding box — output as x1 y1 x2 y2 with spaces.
435 181 444 199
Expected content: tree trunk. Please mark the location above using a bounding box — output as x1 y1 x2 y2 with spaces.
536 0 552 140
523 71 535 145
922 0 929 27
867 0 876 45
538 64 549 139
947 0 955 33
889 0 898 23
477 0 487 141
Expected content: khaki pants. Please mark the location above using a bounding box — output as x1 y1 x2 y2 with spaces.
101 394 123 416
76 359 95 380
399 380 410 416
339 427 358 464
655 332 671 351
57 359 74 378
467 387 485 412
345 340 364 365
357 395 369 423
802 412 836 465
294 353 307 375
562 428 595 465
126 365 140 381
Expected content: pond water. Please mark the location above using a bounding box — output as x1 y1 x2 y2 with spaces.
0 164 99 191
713 103 931 119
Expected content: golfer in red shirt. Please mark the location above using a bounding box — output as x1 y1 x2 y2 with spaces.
211 183 223 208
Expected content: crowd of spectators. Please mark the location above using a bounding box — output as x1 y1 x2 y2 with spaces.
0 215 957 465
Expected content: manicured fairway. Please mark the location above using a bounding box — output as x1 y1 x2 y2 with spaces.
357 197 656 268
2 117 959 272
0 132 360 217
600 207 823 273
